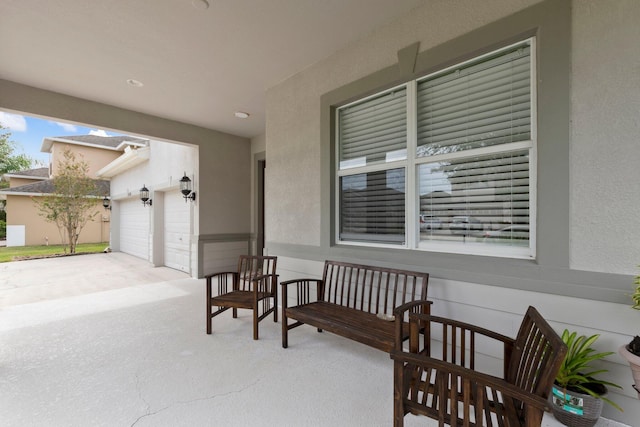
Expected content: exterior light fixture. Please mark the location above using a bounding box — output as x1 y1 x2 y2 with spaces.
102 196 111 211
140 185 152 206
179 173 196 202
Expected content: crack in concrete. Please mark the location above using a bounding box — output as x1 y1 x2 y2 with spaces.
130 378 261 426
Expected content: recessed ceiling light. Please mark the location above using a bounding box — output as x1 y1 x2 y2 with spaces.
234 111 250 119
191 0 209 10
126 79 144 87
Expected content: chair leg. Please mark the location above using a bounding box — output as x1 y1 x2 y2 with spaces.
206 279 212 335
273 291 278 323
233 308 238 318
253 306 259 340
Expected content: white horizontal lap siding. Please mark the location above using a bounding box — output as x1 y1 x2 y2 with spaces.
164 190 190 272
119 199 150 260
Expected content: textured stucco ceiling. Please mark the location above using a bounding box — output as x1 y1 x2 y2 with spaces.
0 0 427 138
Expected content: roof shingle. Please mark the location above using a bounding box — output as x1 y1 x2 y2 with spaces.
1 179 110 197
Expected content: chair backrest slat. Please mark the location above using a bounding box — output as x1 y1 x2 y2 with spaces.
507 306 567 400
237 255 277 291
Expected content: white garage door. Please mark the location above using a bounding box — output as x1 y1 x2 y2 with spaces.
164 191 190 272
119 198 150 260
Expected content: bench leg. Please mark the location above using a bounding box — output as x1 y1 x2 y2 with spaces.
233 308 238 318
317 328 323 333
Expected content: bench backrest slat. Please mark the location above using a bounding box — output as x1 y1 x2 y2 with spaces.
321 261 429 314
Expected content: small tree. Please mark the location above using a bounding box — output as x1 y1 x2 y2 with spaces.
35 149 100 253
1 125 33 236
0 125 32 186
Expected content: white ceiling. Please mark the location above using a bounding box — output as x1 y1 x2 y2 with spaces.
1 0 427 139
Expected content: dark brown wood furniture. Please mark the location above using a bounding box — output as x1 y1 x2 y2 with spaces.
281 260 431 352
205 255 278 340
391 305 567 427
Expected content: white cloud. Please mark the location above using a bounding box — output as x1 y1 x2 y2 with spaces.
0 112 27 132
89 129 109 137
52 121 78 132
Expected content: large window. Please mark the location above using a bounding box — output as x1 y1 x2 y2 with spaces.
336 39 536 258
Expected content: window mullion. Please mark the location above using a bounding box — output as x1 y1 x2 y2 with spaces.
406 80 417 249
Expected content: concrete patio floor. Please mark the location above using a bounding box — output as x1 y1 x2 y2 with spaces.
0 253 629 426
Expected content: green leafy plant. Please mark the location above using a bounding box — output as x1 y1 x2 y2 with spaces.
628 269 640 356
555 329 623 411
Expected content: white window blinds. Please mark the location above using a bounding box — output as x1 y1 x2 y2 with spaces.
339 88 407 169
417 44 531 157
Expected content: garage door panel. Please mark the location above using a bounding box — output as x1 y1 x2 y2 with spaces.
120 199 150 260
164 191 190 272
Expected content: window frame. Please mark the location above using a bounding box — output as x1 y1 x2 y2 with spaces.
335 38 537 259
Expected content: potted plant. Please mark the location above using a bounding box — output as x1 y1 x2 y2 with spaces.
618 269 640 398
550 329 622 427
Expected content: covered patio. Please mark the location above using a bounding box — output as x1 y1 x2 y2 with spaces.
0 254 627 426
1 0 639 425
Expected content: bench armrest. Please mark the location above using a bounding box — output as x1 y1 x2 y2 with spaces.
280 278 323 308
393 299 433 317
393 300 433 351
391 349 550 422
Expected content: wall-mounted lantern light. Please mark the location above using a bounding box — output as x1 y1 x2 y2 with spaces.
102 197 111 211
179 173 196 202
140 185 152 207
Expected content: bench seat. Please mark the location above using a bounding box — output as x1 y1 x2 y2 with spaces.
281 260 431 352
285 301 409 352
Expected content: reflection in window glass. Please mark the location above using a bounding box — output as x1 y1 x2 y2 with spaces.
340 168 405 244
418 150 529 247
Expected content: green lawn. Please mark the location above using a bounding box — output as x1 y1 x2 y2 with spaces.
0 242 109 263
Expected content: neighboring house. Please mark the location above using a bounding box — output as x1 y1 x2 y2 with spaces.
0 135 147 247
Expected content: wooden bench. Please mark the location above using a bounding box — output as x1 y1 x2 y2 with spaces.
281 260 431 352
391 305 567 427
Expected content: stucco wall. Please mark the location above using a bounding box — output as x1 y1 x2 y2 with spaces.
50 142 121 178
109 141 197 202
570 0 640 274
6 194 108 246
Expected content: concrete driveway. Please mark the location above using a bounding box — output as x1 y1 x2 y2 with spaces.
0 252 189 308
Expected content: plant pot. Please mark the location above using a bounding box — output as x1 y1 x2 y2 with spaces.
618 344 640 399
549 385 604 427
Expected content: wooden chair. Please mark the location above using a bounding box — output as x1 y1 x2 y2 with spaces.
205 255 277 340
391 306 567 427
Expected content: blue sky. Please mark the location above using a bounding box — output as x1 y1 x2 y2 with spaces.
0 112 123 168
